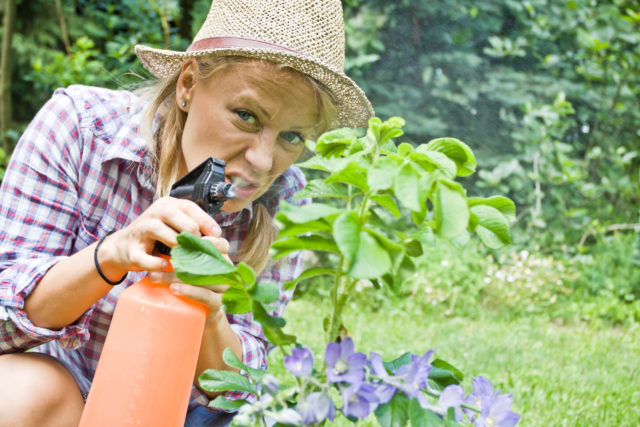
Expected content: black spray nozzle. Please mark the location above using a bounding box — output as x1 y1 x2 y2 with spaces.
169 157 235 216
156 157 234 256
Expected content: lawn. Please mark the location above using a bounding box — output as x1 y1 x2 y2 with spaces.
269 296 640 426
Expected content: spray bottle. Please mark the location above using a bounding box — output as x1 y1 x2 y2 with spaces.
79 157 236 427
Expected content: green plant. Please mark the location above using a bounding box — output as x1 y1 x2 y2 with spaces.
574 233 640 305
169 117 518 425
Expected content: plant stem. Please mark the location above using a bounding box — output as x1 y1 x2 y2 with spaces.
326 188 375 343
326 256 345 343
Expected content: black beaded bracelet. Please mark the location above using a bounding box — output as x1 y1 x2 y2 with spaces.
94 230 127 286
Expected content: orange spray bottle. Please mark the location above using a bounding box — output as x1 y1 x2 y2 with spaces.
79 158 235 427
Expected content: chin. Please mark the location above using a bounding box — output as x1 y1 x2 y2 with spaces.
221 199 250 213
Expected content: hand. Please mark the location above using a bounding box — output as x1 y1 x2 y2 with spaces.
97 197 222 280
147 235 233 319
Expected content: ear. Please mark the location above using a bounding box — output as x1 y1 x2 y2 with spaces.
176 59 198 112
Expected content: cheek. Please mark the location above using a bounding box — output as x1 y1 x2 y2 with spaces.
272 146 303 172
182 113 233 170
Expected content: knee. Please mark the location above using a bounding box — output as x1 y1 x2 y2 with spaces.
0 352 84 427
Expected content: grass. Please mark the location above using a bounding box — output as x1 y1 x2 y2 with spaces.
269 296 640 426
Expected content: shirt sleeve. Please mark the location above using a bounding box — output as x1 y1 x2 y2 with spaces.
0 89 94 353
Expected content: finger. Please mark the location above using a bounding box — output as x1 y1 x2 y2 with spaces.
141 217 182 249
202 236 230 254
203 284 229 294
174 198 221 237
159 207 203 238
128 248 170 271
170 283 223 314
147 271 178 284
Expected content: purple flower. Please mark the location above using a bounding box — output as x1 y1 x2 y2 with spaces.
473 394 520 427
341 382 380 419
296 392 336 425
368 352 397 404
325 337 366 384
464 377 520 427
261 374 280 396
469 377 495 400
438 384 465 422
464 376 497 416
265 408 302 426
284 346 314 378
394 350 434 406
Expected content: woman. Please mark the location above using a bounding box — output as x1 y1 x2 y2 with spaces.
0 0 372 425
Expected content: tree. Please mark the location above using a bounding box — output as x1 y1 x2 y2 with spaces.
1 0 16 161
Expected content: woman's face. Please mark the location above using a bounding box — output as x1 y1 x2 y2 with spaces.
176 59 319 212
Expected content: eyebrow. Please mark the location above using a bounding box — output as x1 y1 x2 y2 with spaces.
235 94 317 131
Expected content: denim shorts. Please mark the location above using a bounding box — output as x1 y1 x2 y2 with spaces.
184 406 235 427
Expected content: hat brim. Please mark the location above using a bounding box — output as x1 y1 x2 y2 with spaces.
135 44 374 130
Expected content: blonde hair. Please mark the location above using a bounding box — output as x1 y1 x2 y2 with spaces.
140 56 337 273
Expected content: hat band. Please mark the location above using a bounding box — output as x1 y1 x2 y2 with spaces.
187 37 302 56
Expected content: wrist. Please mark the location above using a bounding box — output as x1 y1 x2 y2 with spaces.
95 231 128 285
206 308 227 324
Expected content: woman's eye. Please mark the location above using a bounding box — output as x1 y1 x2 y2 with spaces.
236 110 257 124
280 131 305 148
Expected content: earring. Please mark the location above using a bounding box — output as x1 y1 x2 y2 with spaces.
181 100 187 108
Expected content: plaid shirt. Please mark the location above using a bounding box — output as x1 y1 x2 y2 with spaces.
0 85 307 411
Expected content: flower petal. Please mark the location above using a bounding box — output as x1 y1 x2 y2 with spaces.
325 342 341 367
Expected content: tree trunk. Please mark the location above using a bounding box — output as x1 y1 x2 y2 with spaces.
161 0 170 49
54 0 71 55
1 0 17 160
179 0 195 41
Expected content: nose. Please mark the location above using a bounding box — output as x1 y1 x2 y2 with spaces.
244 131 274 174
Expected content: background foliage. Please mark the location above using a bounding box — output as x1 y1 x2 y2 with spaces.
1 0 638 424
1 0 638 319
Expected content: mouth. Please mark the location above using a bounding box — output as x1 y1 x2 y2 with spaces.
227 175 260 199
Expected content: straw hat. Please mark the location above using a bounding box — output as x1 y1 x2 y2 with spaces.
135 0 374 129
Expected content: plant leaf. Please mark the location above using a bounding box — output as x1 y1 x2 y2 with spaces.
349 230 392 279
222 287 251 314
433 182 469 238
366 227 404 253
374 393 410 427
422 137 476 177
198 369 256 394
314 127 362 158
251 301 296 346
397 142 414 156
368 157 399 191
236 262 256 287
382 352 412 372
250 281 280 304
295 179 347 199
222 348 266 383
275 218 332 238
470 204 511 248
394 163 421 212
271 235 339 258
403 239 424 257
208 396 248 411
283 267 336 290
411 150 457 179
409 398 444 427
326 160 370 192
276 201 341 224
172 232 239 285
429 359 464 389
332 211 360 266
468 196 516 223
371 194 401 217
